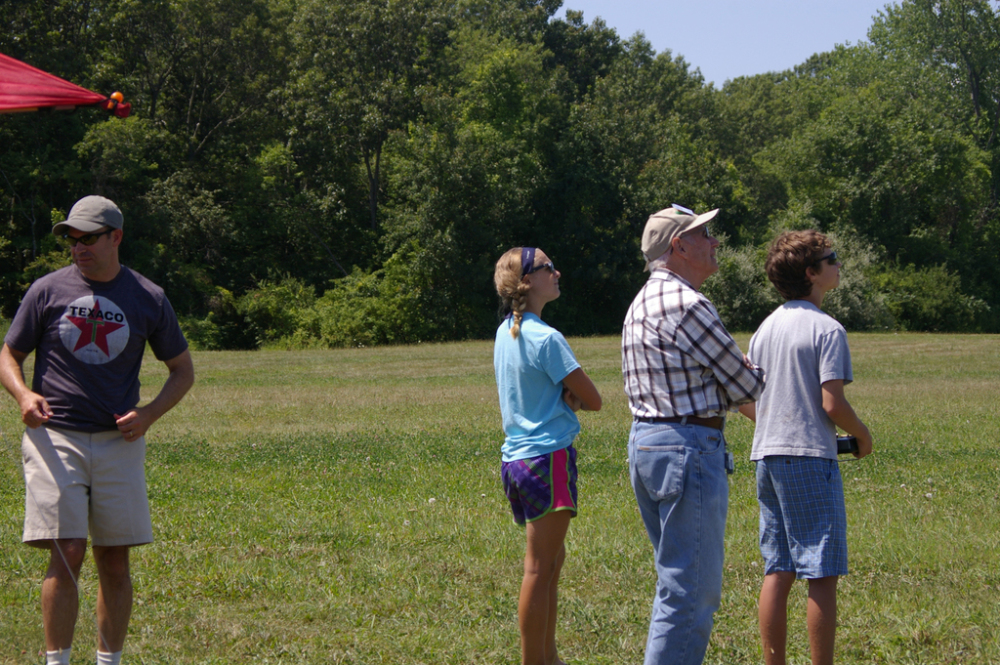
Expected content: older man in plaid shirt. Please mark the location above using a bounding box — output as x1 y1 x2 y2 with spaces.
623 204 765 665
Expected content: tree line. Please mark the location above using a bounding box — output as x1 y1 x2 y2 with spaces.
2 0 998 349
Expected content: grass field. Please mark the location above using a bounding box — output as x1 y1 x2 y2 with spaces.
1 333 998 664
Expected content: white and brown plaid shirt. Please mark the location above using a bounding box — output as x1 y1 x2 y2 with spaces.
622 269 764 419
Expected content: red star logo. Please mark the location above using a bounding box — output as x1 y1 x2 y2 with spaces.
66 299 125 357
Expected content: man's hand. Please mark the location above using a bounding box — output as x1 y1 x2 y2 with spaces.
114 408 153 442
113 349 195 442
18 390 53 428
1 344 52 428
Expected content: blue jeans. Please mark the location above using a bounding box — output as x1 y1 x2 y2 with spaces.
628 420 729 665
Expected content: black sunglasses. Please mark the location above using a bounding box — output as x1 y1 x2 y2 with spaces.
813 251 838 266
682 225 710 239
61 229 114 247
524 261 556 275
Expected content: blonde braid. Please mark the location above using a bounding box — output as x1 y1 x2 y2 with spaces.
494 247 531 339
509 280 531 339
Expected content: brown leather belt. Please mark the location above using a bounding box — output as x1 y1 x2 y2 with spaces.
635 415 724 430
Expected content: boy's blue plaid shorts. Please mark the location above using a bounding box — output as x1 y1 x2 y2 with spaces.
756 456 848 579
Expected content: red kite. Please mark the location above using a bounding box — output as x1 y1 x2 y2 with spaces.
0 52 131 117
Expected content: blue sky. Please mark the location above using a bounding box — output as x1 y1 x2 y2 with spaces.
555 0 895 87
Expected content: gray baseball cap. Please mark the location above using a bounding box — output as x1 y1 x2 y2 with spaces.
641 204 719 263
52 195 123 235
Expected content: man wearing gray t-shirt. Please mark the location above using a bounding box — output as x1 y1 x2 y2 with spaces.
740 230 872 665
0 196 194 665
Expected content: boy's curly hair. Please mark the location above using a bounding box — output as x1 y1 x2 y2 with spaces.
765 230 832 301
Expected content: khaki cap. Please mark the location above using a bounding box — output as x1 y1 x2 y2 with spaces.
641 204 719 263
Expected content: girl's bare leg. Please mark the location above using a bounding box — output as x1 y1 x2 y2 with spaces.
520 510 572 665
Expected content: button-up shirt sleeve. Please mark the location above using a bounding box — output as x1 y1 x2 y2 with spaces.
622 269 764 419
676 299 765 408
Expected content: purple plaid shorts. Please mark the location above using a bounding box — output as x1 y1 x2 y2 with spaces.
501 445 578 525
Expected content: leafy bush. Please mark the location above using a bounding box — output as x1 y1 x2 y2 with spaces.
178 287 254 351
307 242 440 348
175 234 984 348
820 230 894 331
239 277 318 348
701 243 780 331
703 229 893 332
181 242 446 350
872 264 990 332
178 315 224 351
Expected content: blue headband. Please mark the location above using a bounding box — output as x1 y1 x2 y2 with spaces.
520 247 536 278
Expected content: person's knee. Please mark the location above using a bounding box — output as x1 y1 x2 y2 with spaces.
47 539 88 577
807 576 838 592
765 571 796 591
523 556 559 579
93 547 131 582
524 545 566 580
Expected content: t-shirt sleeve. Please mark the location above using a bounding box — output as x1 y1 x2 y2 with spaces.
537 331 581 385
147 294 189 361
747 330 759 365
818 327 852 385
4 282 46 354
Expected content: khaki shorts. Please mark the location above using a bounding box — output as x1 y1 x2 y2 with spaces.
22 426 153 547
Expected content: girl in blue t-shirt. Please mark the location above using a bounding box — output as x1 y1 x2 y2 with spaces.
493 246 602 665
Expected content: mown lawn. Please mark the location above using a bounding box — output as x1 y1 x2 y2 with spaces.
1 334 998 664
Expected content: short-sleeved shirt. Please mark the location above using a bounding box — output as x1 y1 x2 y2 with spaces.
622 269 764 419
747 300 852 460
5 265 188 432
494 313 581 462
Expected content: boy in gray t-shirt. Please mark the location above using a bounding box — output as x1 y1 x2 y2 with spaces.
740 230 872 665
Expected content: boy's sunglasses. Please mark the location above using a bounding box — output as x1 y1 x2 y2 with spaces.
524 261 556 275
60 229 114 247
813 251 838 266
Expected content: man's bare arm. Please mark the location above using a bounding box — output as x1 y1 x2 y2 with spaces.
114 349 194 441
0 343 52 428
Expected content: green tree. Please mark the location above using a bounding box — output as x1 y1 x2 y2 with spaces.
288 0 452 234
0 0 112 314
380 29 560 338
867 0 1000 317
870 0 1000 157
758 81 991 262
542 10 622 98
